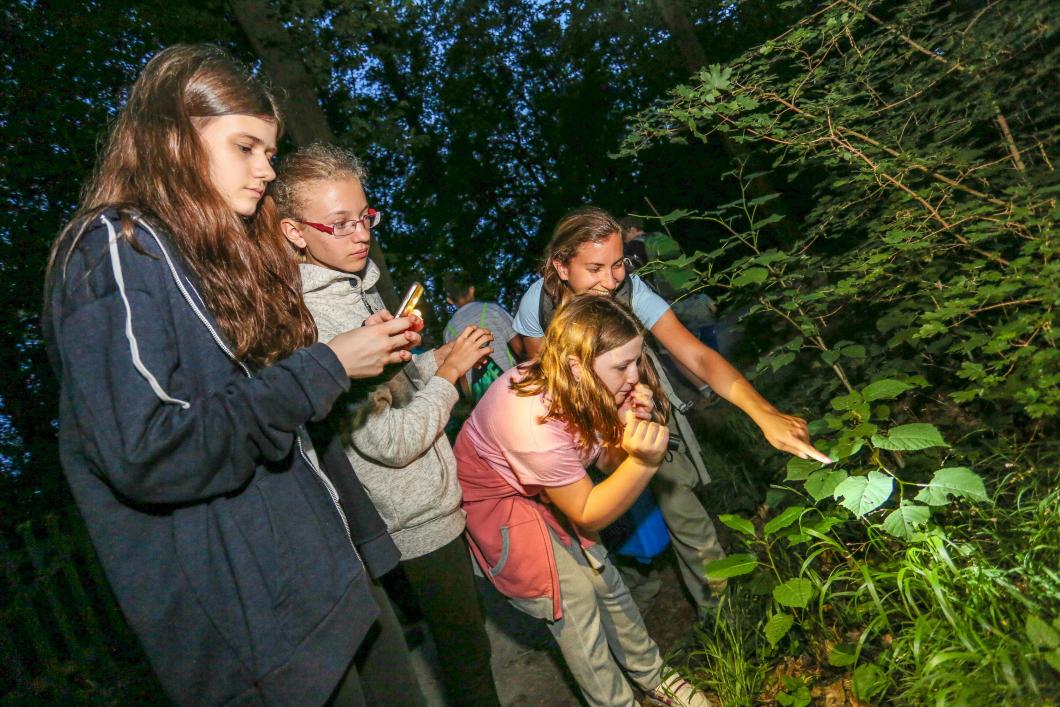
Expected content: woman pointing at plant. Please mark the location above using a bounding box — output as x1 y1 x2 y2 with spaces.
512 206 830 615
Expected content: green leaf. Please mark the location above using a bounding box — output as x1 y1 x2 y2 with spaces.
802 513 846 536
770 351 796 372
764 613 795 648
718 513 755 537
828 642 858 667
1044 649 1060 673
852 663 888 701
833 471 894 517
839 344 866 358
785 457 823 481
764 506 806 535
732 267 769 287
749 570 777 596
881 502 931 539
862 379 914 402
805 470 848 503
773 577 815 608
871 423 949 451
1026 615 1060 649
830 391 863 411
830 437 865 461
914 467 989 506
658 208 695 225
705 553 758 580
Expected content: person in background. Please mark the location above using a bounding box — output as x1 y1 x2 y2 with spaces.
620 216 720 391
42 45 424 706
443 271 523 402
456 295 710 707
513 207 831 618
273 143 501 707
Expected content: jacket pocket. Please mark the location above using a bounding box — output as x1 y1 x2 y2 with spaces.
489 526 511 577
173 491 293 675
481 516 555 603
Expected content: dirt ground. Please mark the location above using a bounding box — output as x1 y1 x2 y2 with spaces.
408 553 699 707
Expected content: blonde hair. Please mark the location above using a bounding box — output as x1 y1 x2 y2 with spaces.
270 142 366 219
513 295 669 453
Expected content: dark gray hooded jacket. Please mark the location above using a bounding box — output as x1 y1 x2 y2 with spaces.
43 211 398 705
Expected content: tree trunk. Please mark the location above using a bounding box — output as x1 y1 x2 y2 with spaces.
653 0 801 244
228 0 399 309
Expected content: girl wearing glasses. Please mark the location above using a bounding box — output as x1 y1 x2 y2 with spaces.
273 143 502 707
455 295 710 707
42 46 425 705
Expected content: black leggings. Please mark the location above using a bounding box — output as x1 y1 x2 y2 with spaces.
402 534 501 707
328 580 427 707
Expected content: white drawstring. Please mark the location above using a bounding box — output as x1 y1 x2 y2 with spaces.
103 214 191 409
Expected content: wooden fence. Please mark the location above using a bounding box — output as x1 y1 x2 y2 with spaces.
0 509 163 702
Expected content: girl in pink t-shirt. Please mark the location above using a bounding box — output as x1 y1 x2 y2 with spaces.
455 295 709 707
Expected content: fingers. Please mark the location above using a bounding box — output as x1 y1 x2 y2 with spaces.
386 330 420 354
377 316 414 334
381 348 413 366
792 440 833 464
466 326 493 346
364 310 394 326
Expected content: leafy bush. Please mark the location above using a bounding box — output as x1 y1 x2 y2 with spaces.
622 0 1059 702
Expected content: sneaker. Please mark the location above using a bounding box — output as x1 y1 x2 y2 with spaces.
646 671 712 707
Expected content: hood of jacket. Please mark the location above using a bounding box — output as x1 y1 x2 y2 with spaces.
301 259 381 297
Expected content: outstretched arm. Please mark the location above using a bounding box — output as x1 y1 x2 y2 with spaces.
651 310 831 463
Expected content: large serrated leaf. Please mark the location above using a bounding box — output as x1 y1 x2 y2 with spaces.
914 467 989 506
773 577 815 608
833 471 893 517
871 423 949 451
718 513 755 537
862 379 914 402
764 613 794 648
805 470 848 503
764 506 806 535
880 502 931 539
785 457 823 481
705 553 758 580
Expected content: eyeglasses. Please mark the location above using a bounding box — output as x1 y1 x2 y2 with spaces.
300 208 382 238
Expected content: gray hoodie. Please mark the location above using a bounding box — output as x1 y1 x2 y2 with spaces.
301 261 465 560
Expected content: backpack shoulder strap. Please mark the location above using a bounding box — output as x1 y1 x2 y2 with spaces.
538 277 633 330
538 284 556 331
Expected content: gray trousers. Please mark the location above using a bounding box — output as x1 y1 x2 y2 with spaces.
649 414 727 613
510 535 664 707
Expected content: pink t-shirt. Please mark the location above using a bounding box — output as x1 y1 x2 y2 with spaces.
460 367 598 496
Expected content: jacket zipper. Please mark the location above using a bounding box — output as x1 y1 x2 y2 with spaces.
137 218 359 557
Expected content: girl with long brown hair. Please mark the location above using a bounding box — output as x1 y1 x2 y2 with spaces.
43 45 425 705
455 295 709 707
